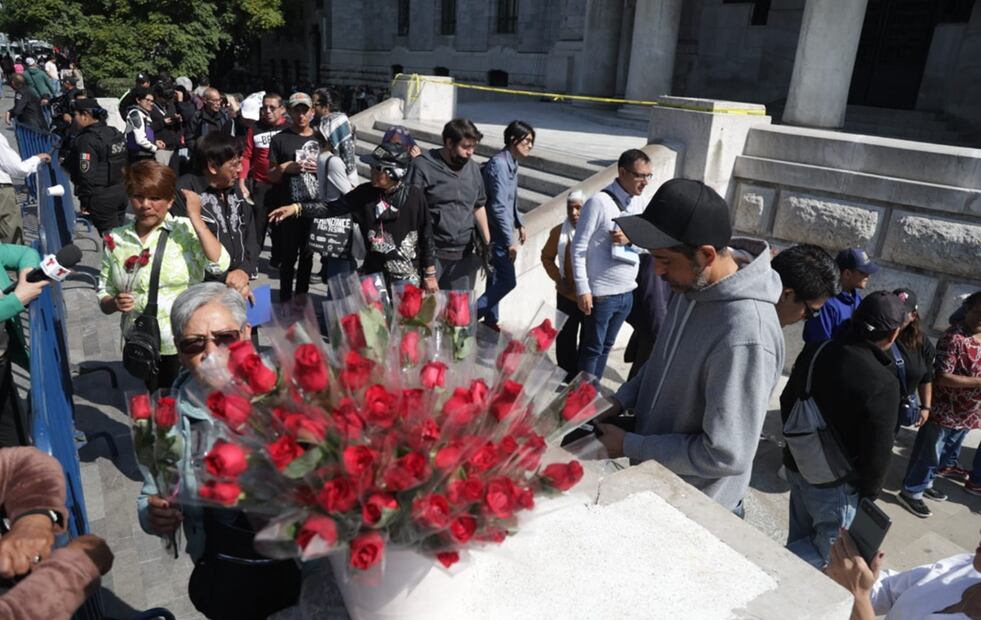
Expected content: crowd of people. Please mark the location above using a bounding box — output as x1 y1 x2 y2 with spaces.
2 63 981 618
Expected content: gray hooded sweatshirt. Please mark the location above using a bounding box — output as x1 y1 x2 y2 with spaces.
615 238 785 511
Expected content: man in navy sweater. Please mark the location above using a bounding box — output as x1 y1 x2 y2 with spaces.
803 247 879 343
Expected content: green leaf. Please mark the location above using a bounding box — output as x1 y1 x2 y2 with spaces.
417 295 438 325
283 446 324 479
359 306 389 359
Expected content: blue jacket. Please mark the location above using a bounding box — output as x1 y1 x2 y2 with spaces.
483 149 523 246
802 289 862 343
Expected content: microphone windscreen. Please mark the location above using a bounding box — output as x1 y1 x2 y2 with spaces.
55 244 83 268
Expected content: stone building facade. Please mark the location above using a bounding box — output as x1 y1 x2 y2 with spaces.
255 0 981 131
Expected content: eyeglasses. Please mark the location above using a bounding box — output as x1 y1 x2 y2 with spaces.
625 170 653 181
261 105 281 111
178 329 242 355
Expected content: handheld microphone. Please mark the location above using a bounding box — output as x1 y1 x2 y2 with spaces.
2 244 83 295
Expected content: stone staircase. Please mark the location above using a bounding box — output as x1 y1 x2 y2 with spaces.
354 119 604 212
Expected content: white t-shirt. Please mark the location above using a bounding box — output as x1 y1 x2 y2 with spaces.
872 553 980 619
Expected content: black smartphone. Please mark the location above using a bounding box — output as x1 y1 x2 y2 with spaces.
848 498 891 565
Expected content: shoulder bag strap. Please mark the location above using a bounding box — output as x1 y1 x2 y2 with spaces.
143 229 170 318
803 340 832 398
891 344 909 394
601 188 627 213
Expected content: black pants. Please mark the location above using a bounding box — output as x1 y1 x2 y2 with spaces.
250 181 273 264
0 356 28 447
435 253 478 291
81 185 128 235
277 217 313 303
556 293 584 383
145 354 180 392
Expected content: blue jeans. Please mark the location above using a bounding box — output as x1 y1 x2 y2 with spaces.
786 469 858 569
476 243 516 326
901 420 969 498
578 292 633 379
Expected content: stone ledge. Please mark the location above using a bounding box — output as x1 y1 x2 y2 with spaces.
933 282 981 331
742 125 981 190
771 191 884 249
732 183 777 235
881 211 981 278
733 155 981 215
866 268 940 318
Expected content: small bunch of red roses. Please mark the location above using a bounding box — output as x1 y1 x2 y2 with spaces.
104 233 152 294
183 274 609 576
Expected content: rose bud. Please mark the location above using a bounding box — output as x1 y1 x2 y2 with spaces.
420 361 447 389
296 514 338 550
529 318 558 351
294 343 329 393
436 551 460 568
399 331 421 366
362 492 398 527
154 396 178 428
206 392 252 431
340 313 367 350
411 493 451 530
561 382 598 422
350 531 385 570
266 435 305 471
446 291 472 327
204 440 249 478
129 393 152 420
198 480 242 506
398 284 423 319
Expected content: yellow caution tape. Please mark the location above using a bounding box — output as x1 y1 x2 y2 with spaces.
391 73 767 116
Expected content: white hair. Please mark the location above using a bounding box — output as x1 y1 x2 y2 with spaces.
171 283 247 341
567 190 586 205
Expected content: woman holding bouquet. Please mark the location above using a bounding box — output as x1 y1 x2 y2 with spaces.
99 160 230 389
136 282 301 620
268 141 437 291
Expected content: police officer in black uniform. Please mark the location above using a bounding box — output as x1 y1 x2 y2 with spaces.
66 99 129 234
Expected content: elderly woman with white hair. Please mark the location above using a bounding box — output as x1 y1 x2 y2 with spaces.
541 189 586 382
135 282 301 620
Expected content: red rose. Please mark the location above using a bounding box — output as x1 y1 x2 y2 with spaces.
435 442 464 470
449 515 477 544
383 452 429 491
447 477 484 505
446 291 471 327
518 433 546 470
360 276 381 302
399 331 421 366
198 480 241 506
363 384 398 428
102 233 116 251
318 476 358 513
154 396 178 428
398 284 423 319
562 382 598 422
489 380 523 422
362 492 398 527
339 350 374 392
332 398 365 439
294 343 329 393
342 445 378 477
282 413 329 444
497 435 518 457
420 361 447 389
138 249 151 267
204 440 249 478
529 318 558 351
129 393 151 420
296 514 338 550
406 417 440 451
411 493 451 529
227 340 277 394
469 379 489 407
483 478 516 519
266 435 305 471
206 392 252 431
227 339 258 375
349 531 384 571
436 551 460 569
467 442 500 474
340 313 366 350
541 460 584 491
442 388 476 425
515 484 535 510
123 255 139 271
497 340 525 375
399 389 425 421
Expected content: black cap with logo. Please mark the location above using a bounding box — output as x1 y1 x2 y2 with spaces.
613 178 732 250
853 291 906 332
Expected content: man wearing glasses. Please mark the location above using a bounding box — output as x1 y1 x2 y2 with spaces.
239 92 288 266
570 148 652 380
803 247 879 343
770 244 840 327
189 87 234 149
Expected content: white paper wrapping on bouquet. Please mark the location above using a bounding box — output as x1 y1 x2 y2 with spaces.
328 490 779 620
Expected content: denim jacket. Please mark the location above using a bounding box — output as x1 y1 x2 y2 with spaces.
136 371 211 562
483 149 523 246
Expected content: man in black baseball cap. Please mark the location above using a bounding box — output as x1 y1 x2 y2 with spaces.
596 177 786 517
780 289 903 567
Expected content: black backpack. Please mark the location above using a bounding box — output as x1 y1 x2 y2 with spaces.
122 230 168 381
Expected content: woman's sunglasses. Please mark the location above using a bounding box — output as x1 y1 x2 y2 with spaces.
178 329 242 355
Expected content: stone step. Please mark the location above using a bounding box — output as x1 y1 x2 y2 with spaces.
357 128 580 198
742 125 981 190
372 119 603 182
845 105 947 125
353 159 554 213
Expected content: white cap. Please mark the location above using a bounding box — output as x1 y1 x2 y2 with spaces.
567 190 586 205
240 91 265 121
175 76 193 92
24 57 36 66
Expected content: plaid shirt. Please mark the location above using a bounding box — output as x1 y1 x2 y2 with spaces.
931 323 981 430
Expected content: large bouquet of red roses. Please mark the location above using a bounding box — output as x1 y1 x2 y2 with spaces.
184 274 609 576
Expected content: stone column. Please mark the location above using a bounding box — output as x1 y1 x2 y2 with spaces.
575 0 623 98
782 0 869 129
621 0 683 112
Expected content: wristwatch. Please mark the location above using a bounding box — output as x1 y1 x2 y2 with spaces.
14 509 65 528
